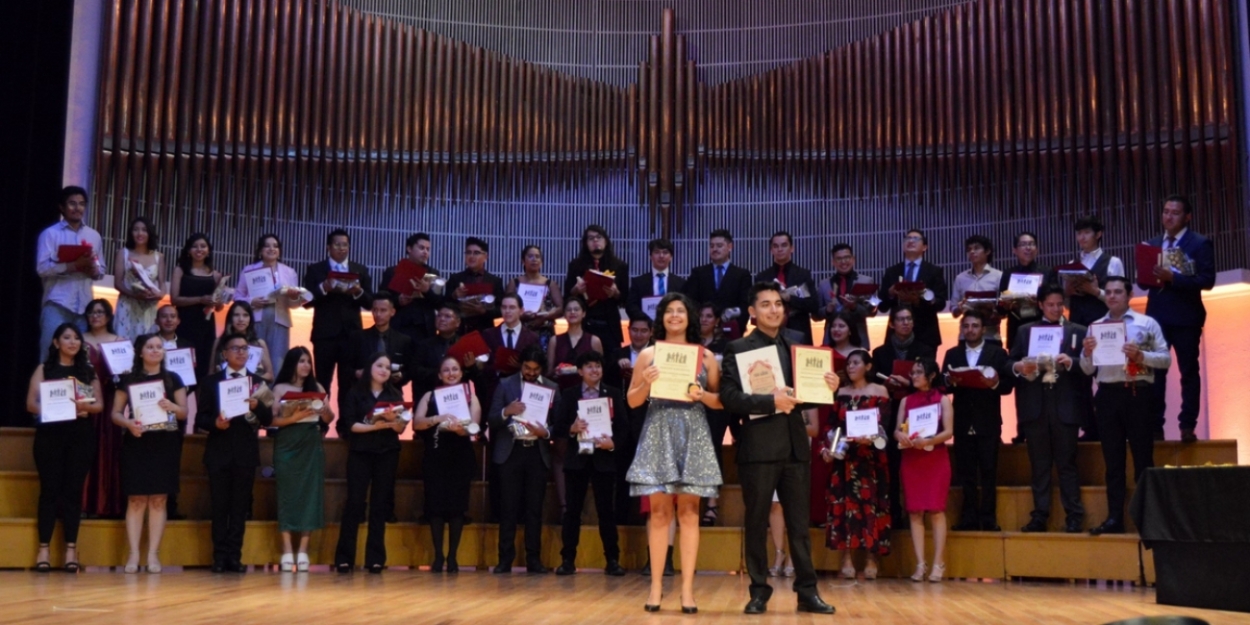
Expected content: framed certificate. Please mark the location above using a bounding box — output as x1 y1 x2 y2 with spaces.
39 379 78 423
734 344 786 419
845 407 880 439
790 345 834 405
101 340 135 376
242 266 276 297
128 379 169 427
577 397 613 439
518 381 555 427
640 295 663 320
516 283 548 313
1006 273 1044 296
165 348 197 386
218 376 252 419
907 403 941 439
649 341 703 402
1090 321 1127 367
434 384 472 422
1027 326 1064 358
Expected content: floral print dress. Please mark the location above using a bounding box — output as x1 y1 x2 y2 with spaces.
824 393 892 555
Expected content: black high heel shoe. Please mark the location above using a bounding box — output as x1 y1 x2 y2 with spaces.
681 606 698 615
644 594 663 612
431 554 444 573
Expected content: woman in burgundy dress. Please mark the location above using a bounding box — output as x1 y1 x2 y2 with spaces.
821 349 891 580
894 357 954 583
81 298 125 518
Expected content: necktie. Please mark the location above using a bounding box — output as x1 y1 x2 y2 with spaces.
838 275 847 298
1166 236 1177 249
231 372 242 379
656 273 666 295
506 328 514 350
376 332 387 354
714 265 724 290
906 262 917 282
775 266 787 287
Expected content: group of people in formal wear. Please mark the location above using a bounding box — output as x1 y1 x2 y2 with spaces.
27 184 1214 615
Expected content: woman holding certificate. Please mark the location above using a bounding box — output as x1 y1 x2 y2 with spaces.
507 244 564 350
626 292 723 614
334 352 407 574
82 298 125 519
548 295 603 388
234 234 302 369
412 355 482 573
111 334 188 573
894 358 954 582
822 349 891 580
112 217 166 341
271 347 334 572
208 302 274 383
24 323 104 572
169 233 224 381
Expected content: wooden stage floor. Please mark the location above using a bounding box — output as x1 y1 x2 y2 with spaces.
1 568 1247 625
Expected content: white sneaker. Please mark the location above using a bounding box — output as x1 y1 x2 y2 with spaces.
296 553 310 572
279 553 295 572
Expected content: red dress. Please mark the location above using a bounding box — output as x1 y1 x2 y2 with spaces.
81 343 124 517
899 389 951 513
823 394 892 555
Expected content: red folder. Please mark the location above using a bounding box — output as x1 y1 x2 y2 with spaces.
895 280 926 293
492 346 521 375
462 282 494 297
57 244 92 263
386 260 428 295
1136 242 1164 288
892 360 916 378
848 282 878 297
946 368 994 389
582 270 616 302
447 331 490 364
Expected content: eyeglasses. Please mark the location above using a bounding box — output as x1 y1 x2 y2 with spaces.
225 345 250 353
903 235 923 242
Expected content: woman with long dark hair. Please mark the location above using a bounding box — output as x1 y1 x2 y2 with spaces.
564 225 629 351
895 357 954 582
626 292 723 613
209 301 274 382
507 244 564 352
111 334 188 573
24 323 104 572
113 217 166 340
169 233 224 381
271 347 334 571
81 298 125 518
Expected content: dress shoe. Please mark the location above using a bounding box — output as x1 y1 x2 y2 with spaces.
681 606 698 614
492 564 511 574
743 597 768 615
1064 518 1084 533
526 564 550 574
1089 519 1125 535
336 563 353 574
1154 431 1166 442
643 603 661 613
982 523 1002 532
431 555 444 573
796 594 836 615
555 561 577 576
210 561 227 573
227 561 248 573
1020 518 1048 533
951 520 980 531
604 560 626 576
1181 428 1198 443
1011 435 1027 445
368 563 384 574
446 557 459 574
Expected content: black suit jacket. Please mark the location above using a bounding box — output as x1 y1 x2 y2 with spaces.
353 326 415 387
754 263 819 345
878 259 948 350
1008 319 1087 426
379 262 444 341
625 270 686 320
1142 231 1216 327
682 262 753 316
487 373 557 467
302 259 374 341
477 324 541 406
195 370 273 471
444 269 505 335
550 384 632 473
719 329 811 464
942 342 1015 437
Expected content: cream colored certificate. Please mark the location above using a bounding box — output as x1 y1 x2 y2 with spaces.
791 345 834 405
649 341 703 402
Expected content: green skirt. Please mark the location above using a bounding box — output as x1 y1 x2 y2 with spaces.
274 423 325 532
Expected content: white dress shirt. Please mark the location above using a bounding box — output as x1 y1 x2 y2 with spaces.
37 220 105 313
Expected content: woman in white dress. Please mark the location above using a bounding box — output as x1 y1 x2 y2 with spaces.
112 217 165 340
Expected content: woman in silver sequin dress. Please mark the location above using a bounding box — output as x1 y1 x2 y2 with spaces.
626 292 723 614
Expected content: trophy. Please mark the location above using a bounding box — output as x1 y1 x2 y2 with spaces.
827 427 849 460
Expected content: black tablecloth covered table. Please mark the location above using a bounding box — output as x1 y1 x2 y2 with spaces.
1129 465 1250 613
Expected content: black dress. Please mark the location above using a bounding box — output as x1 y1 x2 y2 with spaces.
176 272 218 381
419 393 476 517
120 371 186 496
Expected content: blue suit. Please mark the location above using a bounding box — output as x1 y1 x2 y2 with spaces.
1141 230 1215 433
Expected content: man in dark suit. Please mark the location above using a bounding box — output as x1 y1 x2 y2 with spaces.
813 243 876 347
1142 195 1216 443
1009 285 1086 533
302 229 373 413
195 332 273 573
445 236 505 335
606 314 651 525
878 228 948 351
626 238 686 321
379 232 444 344
943 311 1015 532
720 282 837 615
550 351 630 576
753 231 818 345
681 229 754 340
564 225 630 350
488 346 557 574
353 293 414 392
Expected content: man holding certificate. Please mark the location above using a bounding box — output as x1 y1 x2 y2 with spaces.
1008 285 1087 534
303 229 373 414
719 283 839 615
36 186 105 356
551 351 631 576
195 332 273 573
1079 277 1171 536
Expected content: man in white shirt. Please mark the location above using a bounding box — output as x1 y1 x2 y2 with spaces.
1079 277 1171 535
950 235 1005 343
1067 215 1125 327
36 186 105 354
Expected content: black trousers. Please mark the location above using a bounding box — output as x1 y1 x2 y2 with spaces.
560 465 619 562
207 464 256 565
335 448 399 567
1096 383 1155 519
1072 368 1098 439
497 444 547 566
739 459 818 599
166 428 184 516
312 336 355 414
1153 324 1203 433
705 408 740 480
1021 401 1084 523
33 421 95 544
954 429 1000 526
